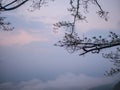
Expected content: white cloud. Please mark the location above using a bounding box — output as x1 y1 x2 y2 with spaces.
0 30 48 46
0 73 119 90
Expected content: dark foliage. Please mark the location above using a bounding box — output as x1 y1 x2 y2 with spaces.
0 16 13 31
113 81 120 90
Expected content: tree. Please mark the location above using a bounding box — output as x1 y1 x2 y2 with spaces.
0 0 29 31
103 47 120 76
113 81 120 90
54 31 120 75
0 0 29 11
0 0 120 75
0 0 54 31
53 0 120 75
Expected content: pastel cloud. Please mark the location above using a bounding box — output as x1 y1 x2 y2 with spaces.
0 30 48 46
0 73 118 90
9 0 69 25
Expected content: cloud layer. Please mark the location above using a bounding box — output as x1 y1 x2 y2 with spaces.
0 30 48 46
10 0 120 33
0 73 118 90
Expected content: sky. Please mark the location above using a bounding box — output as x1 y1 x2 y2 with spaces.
0 0 120 90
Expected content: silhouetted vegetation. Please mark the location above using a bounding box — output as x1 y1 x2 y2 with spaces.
0 0 29 31
0 0 120 75
0 0 54 31
53 0 120 75
113 81 120 90
103 47 120 76
0 16 13 31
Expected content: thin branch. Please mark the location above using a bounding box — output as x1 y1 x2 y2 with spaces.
3 0 29 11
80 42 120 55
55 32 120 56
0 0 29 11
4 0 18 8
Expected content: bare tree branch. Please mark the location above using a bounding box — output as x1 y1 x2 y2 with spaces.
55 32 120 55
103 48 120 76
0 0 29 11
0 0 119 76
0 0 54 31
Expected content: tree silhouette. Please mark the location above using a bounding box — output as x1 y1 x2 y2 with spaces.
0 0 54 31
53 0 120 75
0 0 29 11
54 0 111 54
113 81 120 90
55 32 120 54
0 16 13 31
103 48 120 76
0 0 120 75
0 0 29 31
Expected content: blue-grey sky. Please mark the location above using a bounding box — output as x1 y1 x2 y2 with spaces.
0 0 120 90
